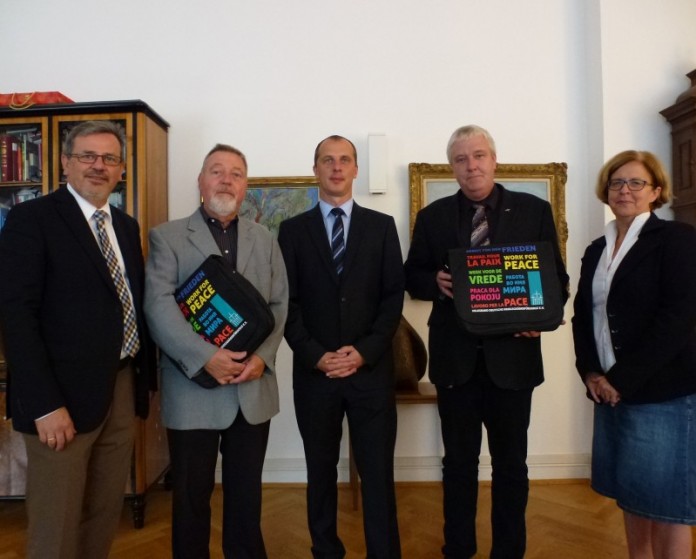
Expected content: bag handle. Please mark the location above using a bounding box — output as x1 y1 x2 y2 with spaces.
9 92 35 110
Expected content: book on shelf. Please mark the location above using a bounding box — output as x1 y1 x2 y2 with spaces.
23 136 41 181
12 140 21 181
0 135 18 182
0 131 42 182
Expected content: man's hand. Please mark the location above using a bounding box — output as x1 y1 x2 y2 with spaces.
204 349 266 385
436 269 453 299
35 407 76 451
203 348 248 384
316 346 365 379
228 354 266 384
513 331 542 338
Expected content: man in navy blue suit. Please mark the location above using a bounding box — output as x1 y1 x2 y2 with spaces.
278 135 404 559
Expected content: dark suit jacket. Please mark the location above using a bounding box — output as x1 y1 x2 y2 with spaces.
404 185 569 390
0 186 154 434
572 213 696 403
278 203 404 390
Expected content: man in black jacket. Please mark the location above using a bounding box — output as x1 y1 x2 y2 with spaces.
279 135 404 559
405 125 568 559
0 121 154 559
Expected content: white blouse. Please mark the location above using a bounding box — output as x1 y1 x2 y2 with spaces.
591 212 651 373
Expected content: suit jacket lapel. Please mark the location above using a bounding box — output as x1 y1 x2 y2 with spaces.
342 203 365 279
435 191 466 248
184 210 262 275
611 214 662 286
186 209 221 261
52 187 119 296
304 205 340 282
112 210 138 280
492 185 517 243
236 218 258 275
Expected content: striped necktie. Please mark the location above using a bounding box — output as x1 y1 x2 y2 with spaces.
93 210 140 357
471 203 490 247
330 207 345 275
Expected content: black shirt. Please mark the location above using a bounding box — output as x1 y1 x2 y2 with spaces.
200 207 238 269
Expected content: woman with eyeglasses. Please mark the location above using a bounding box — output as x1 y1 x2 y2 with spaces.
572 150 696 558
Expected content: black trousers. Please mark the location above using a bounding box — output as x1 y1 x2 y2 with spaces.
167 413 270 559
294 380 401 559
437 353 533 559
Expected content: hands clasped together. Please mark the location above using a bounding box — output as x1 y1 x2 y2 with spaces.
316 346 365 379
204 348 266 386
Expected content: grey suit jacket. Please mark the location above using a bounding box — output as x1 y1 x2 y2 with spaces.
144 209 288 429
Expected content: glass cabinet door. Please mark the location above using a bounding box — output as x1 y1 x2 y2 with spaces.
0 117 49 233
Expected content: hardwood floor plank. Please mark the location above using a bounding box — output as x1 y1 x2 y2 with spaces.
1 481 695 558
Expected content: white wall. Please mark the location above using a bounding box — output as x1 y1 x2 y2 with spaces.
2 0 695 482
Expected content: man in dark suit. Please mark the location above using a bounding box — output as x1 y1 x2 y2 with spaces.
0 121 154 559
278 135 404 559
404 125 569 559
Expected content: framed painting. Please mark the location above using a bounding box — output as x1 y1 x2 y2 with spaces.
408 162 568 262
240 176 320 235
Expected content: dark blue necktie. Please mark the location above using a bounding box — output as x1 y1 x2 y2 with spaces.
331 207 345 275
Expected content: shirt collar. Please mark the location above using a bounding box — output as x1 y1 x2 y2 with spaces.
604 211 652 248
319 198 354 220
67 183 111 222
458 183 500 211
199 206 238 230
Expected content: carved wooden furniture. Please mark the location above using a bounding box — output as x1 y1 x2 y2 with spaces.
661 69 696 227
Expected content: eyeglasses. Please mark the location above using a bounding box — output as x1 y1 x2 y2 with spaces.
607 178 652 191
69 153 123 166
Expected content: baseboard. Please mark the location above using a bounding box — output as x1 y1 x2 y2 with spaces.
215 454 591 484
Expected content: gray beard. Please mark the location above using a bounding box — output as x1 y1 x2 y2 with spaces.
208 195 237 217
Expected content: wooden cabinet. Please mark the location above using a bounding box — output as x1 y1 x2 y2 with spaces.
661 69 696 227
0 100 170 527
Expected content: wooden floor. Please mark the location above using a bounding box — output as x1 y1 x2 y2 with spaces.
1 480 695 558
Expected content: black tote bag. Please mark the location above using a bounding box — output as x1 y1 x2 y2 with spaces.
448 241 564 336
174 255 275 388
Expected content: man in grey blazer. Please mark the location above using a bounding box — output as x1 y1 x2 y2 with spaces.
144 144 288 559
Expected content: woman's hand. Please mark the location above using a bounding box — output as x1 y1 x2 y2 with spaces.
585 372 621 406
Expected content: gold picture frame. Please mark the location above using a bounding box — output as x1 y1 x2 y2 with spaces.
408 162 568 262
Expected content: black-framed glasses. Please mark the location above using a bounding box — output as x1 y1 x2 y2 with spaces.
607 178 652 191
69 153 123 166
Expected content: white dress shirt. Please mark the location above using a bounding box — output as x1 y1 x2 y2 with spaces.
592 212 651 372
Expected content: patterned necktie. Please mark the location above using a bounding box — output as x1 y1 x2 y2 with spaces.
471 203 490 247
93 210 140 357
330 207 345 275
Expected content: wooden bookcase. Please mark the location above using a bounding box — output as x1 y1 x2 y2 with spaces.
661 69 696 227
0 100 170 528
